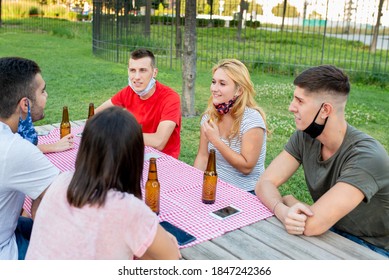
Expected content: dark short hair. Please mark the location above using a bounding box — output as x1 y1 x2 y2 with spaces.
0 57 41 118
130 48 156 68
294 65 350 97
67 106 144 208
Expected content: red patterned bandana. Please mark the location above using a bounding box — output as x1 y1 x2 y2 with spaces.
214 96 237 115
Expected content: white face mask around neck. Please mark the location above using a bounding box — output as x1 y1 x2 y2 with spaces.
128 77 156 97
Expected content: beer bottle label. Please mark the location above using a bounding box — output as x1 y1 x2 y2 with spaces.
145 181 160 214
202 175 217 201
60 126 71 138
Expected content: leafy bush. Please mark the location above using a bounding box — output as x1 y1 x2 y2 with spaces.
68 12 79 21
350 71 389 88
76 14 92 21
246 21 261 28
29 7 40 16
3 3 27 18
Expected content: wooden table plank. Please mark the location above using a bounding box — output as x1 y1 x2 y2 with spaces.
181 241 239 260
210 229 291 259
241 219 340 259
35 121 86 136
73 119 86 126
266 217 387 260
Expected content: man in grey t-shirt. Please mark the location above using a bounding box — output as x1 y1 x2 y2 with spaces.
255 65 389 257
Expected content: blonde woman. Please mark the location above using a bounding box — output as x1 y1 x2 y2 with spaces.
194 59 267 192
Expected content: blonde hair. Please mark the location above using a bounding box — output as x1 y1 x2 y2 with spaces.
204 59 267 139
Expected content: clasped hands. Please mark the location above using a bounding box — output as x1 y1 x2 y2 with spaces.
281 201 314 235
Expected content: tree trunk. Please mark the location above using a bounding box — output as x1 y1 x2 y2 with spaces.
175 0 182 58
0 0 2 28
208 0 214 27
144 0 151 38
236 0 245 41
181 0 196 117
92 0 102 52
302 0 308 32
370 0 384 53
281 0 287 31
124 0 129 35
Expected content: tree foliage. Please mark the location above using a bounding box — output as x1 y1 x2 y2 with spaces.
272 2 300 17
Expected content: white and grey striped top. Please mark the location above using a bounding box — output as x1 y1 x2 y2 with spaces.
201 107 267 191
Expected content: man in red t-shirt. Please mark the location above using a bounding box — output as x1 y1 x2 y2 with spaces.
96 49 181 158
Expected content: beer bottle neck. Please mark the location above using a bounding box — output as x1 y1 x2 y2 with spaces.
148 160 158 180
88 104 94 119
62 107 69 123
148 170 158 180
205 150 216 173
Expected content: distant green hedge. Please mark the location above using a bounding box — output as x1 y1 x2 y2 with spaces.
148 15 260 28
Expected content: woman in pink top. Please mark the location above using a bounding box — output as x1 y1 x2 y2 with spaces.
26 107 180 260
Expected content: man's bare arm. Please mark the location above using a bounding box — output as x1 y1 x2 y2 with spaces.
30 187 48 219
143 120 176 151
95 99 114 114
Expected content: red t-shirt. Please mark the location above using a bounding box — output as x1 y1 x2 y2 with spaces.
111 81 181 158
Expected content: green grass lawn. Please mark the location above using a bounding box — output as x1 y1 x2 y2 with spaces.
1 29 388 205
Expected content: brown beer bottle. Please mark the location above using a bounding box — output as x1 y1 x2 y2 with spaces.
87 103 94 120
145 158 160 215
60 106 71 139
202 149 217 204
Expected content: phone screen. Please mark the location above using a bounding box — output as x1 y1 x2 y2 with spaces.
160 221 196 246
37 130 50 136
210 205 242 219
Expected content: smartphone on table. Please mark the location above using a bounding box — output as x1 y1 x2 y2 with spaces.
37 130 50 136
209 205 242 220
160 221 196 246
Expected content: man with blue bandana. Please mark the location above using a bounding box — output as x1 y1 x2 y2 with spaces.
0 57 60 260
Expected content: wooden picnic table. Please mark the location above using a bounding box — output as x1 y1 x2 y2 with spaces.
35 121 387 260
180 216 386 260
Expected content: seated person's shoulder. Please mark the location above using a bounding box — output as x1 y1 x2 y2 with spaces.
157 81 180 96
348 126 387 157
244 107 261 118
344 127 389 177
242 107 266 127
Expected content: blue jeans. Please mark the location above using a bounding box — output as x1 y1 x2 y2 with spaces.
330 227 389 258
14 216 33 260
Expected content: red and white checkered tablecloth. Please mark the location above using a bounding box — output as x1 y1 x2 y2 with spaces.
22 127 84 216
24 126 273 248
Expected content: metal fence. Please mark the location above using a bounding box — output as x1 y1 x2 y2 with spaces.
92 0 389 77
2 0 389 77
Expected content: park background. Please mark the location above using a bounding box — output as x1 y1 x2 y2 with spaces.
1 0 388 204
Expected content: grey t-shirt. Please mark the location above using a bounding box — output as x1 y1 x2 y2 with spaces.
285 124 389 249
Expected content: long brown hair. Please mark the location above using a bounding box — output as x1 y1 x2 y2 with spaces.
204 59 267 139
67 107 144 207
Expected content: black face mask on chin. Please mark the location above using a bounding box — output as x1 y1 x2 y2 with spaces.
303 103 328 138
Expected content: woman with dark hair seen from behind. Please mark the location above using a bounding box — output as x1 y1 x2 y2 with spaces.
26 107 180 259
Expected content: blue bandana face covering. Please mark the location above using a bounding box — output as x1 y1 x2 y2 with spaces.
128 77 156 97
18 101 38 145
